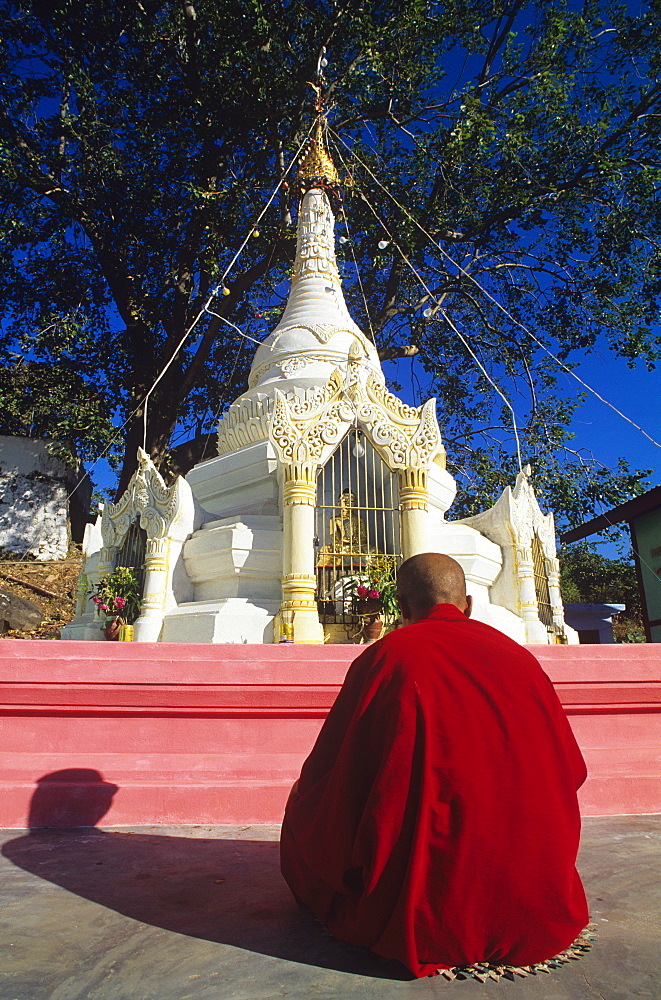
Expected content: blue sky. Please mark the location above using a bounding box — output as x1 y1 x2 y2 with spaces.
558 353 659 479
382 342 659 558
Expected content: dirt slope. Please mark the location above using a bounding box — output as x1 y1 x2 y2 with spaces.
0 547 83 639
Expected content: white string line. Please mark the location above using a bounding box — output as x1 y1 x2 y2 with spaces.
203 310 266 349
332 142 524 469
198 338 246 464
437 311 523 470
330 127 661 451
340 215 376 342
334 136 661 571
141 125 315 450
59 128 314 506
18 337 250 565
336 146 655 566
331 157 376 342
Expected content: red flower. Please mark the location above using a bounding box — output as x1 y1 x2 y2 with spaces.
368 589 380 600
356 585 369 598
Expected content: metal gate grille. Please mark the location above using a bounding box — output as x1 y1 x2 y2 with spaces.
532 534 554 630
315 429 400 626
115 518 147 593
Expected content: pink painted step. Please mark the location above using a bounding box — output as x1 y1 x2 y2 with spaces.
0 641 659 827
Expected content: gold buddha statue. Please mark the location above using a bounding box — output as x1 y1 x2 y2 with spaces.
318 489 372 568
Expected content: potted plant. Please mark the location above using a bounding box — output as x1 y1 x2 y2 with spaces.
90 567 142 640
350 555 400 642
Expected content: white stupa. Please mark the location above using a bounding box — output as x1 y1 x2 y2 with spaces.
65 117 574 645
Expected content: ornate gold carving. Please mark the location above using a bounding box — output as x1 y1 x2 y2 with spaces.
398 468 429 511
297 118 341 190
101 449 182 548
98 549 114 577
288 368 343 417
366 370 420 422
268 366 443 477
283 475 316 506
281 573 318 611
280 356 311 377
399 468 428 490
140 590 167 612
271 322 370 349
516 545 534 567
282 573 317 589
291 189 341 284
545 555 560 577
146 537 168 557
248 349 366 389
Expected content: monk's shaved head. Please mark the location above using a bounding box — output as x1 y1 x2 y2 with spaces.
397 553 471 623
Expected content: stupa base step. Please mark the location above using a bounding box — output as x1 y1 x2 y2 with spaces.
160 598 281 644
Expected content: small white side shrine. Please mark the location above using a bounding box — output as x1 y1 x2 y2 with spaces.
65 131 575 646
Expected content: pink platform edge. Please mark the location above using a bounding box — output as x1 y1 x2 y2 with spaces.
0 640 659 828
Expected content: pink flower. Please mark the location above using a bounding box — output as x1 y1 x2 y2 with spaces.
356 585 368 598
91 595 102 605
368 589 380 599
114 597 126 609
99 603 109 612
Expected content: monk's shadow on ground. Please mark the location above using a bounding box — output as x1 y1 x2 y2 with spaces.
2 770 411 981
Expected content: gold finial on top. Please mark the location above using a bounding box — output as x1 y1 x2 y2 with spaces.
297 116 341 190
297 49 341 198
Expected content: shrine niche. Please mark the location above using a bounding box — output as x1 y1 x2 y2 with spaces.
315 429 400 636
267 348 443 644
458 467 571 643
114 517 147 593
63 449 196 642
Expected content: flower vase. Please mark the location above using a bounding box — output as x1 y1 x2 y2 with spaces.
355 597 382 617
104 619 121 641
361 614 384 643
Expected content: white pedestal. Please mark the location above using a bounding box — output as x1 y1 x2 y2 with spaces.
160 597 280 643
160 514 283 643
186 441 279 518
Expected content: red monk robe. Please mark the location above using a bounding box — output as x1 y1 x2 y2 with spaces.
280 604 589 978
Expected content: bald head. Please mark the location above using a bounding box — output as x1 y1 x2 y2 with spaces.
396 553 471 624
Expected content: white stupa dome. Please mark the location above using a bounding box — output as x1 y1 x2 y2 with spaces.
243 187 384 399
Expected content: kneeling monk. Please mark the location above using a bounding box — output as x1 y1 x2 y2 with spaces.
280 553 589 978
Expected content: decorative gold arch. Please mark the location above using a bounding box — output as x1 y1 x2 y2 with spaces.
266 353 445 642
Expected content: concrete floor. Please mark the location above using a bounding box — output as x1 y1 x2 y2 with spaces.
0 816 658 1000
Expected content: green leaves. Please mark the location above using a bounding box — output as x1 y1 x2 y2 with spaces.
0 0 658 516
559 541 642 617
0 360 117 466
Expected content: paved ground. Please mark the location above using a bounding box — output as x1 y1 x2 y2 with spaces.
0 815 658 1000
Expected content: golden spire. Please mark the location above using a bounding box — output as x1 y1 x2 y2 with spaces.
297 53 341 198
297 116 341 191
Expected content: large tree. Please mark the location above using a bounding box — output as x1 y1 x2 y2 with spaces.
0 0 657 517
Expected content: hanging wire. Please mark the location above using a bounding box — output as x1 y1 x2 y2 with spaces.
199 338 246 464
331 139 524 469
26 116 657 575
50 124 315 515
329 126 661 451
141 126 315 451
329 149 377 343
330 131 661 580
